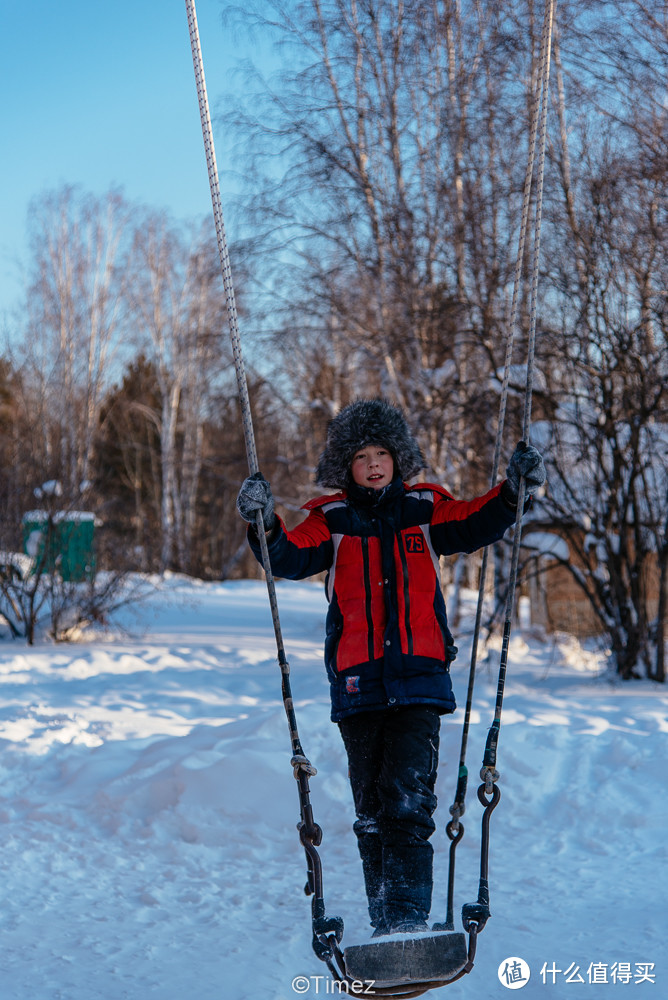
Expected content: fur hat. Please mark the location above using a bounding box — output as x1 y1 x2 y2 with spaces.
315 398 425 489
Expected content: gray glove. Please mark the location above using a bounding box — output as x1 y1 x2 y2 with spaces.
505 441 546 502
236 472 276 531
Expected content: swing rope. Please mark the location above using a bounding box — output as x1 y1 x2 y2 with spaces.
446 0 556 941
185 0 344 965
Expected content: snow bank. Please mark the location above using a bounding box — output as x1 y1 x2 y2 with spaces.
0 578 665 999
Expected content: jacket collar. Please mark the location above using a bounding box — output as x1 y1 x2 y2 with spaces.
347 475 405 509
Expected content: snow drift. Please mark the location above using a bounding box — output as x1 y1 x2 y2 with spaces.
0 577 665 999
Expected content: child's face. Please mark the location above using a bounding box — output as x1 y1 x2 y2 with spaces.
351 445 394 490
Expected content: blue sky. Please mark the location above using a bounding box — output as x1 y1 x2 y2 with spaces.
0 0 250 321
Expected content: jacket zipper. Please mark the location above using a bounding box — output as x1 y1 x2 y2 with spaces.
395 532 413 656
361 536 375 662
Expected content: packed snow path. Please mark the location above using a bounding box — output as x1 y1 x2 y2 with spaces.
0 578 665 999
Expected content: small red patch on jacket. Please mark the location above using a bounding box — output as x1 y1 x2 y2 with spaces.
346 676 360 694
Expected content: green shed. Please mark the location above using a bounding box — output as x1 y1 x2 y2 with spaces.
22 511 97 582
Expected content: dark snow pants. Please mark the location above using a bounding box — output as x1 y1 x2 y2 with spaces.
338 706 440 934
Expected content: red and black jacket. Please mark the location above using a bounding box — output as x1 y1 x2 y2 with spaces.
249 476 518 722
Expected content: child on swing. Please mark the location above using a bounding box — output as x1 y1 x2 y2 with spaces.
236 398 545 937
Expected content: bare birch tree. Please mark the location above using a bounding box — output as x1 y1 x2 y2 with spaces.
19 186 133 497
533 0 668 679
129 214 228 572
224 2 551 488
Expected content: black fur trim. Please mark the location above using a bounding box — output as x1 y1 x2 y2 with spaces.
315 398 425 489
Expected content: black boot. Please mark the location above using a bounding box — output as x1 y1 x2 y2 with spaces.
356 831 387 934
382 841 433 934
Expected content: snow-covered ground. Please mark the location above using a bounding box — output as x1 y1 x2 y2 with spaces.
0 577 665 999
